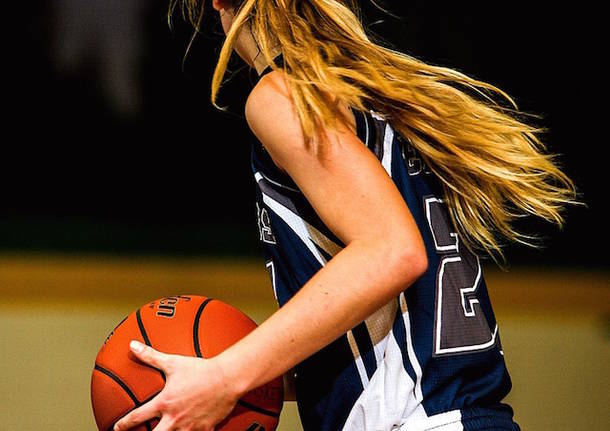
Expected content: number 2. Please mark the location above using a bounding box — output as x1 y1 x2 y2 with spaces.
425 197 498 356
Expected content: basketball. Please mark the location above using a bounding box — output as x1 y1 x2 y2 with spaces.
91 295 283 431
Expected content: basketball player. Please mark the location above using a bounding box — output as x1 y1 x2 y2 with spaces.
114 1 579 430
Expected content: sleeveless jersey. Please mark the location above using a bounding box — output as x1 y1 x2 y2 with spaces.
248 54 520 431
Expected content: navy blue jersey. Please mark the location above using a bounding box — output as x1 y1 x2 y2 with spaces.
248 54 519 431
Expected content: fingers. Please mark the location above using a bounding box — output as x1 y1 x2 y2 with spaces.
146 415 173 431
113 397 162 431
117 414 215 431
129 340 173 372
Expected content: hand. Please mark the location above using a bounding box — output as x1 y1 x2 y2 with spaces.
113 340 242 431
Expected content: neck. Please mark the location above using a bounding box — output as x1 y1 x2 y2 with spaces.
253 54 272 76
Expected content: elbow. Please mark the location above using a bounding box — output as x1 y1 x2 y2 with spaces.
402 247 429 282
388 238 428 287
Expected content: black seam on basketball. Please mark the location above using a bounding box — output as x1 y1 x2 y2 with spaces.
136 309 151 346
193 298 213 358
94 364 140 405
106 392 161 431
114 314 129 331
237 399 281 418
136 308 166 382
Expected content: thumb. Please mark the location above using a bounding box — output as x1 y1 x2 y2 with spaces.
129 340 172 372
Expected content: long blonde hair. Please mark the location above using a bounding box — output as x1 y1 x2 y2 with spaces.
170 0 580 264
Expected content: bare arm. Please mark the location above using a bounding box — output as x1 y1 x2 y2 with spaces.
217 71 428 397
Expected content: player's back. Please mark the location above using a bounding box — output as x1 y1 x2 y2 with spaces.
249 54 519 431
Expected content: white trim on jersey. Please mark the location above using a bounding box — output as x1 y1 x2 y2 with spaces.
265 260 278 301
370 109 386 121
254 171 301 193
424 197 459 254
265 199 325 264
399 292 424 404
381 123 394 175
396 409 463 431
460 256 481 318
306 222 343 258
364 110 370 146
437 323 499 356
347 330 370 387
435 254 498 355
258 189 339 265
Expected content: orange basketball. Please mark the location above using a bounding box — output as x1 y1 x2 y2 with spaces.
91 295 283 431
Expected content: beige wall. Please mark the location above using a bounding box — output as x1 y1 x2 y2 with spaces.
1 254 608 430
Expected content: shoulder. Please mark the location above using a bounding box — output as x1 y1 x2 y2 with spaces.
245 71 359 163
245 70 294 131
245 70 301 172
246 69 291 110
245 70 299 146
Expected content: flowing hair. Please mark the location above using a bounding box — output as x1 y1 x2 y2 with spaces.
169 0 581 264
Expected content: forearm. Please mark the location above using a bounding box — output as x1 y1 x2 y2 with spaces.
215 239 424 397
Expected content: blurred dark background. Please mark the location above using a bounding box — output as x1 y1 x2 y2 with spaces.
2 1 605 267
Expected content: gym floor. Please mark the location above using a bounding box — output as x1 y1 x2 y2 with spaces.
1 253 608 430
